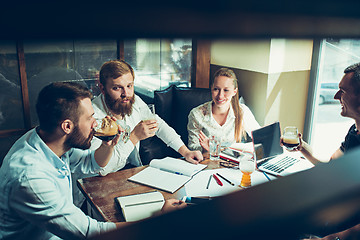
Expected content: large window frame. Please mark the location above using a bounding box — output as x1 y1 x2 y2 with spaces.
303 39 322 143
0 39 209 140
304 39 360 159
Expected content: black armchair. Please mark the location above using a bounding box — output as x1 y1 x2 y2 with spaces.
139 85 212 165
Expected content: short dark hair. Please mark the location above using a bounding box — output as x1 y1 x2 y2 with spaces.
99 60 134 87
344 62 360 95
36 82 92 133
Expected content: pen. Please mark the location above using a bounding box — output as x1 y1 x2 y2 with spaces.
159 168 183 175
262 171 271 181
216 173 235 186
212 173 223 186
206 175 212 189
125 199 164 207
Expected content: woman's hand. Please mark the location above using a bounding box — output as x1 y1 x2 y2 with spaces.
198 130 210 152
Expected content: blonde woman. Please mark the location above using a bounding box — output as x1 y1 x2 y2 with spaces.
187 68 260 152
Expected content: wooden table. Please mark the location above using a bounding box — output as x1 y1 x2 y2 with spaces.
77 155 221 222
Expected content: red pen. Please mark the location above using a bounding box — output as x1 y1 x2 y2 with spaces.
212 174 223 186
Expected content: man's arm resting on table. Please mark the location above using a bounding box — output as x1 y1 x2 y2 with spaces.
114 199 187 227
298 140 332 165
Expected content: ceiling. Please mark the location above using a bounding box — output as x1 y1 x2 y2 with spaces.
2 0 360 39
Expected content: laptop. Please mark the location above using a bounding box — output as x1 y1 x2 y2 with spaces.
251 122 314 177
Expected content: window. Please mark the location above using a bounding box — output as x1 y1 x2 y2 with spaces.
0 38 194 164
310 39 360 159
24 40 117 127
73 40 118 96
0 41 23 130
124 39 192 101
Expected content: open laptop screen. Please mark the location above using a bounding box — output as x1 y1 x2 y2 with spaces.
251 122 283 162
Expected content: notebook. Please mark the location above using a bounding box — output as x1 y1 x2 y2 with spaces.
128 157 207 193
251 122 314 177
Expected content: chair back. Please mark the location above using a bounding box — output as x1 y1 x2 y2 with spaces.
139 85 211 164
154 85 212 145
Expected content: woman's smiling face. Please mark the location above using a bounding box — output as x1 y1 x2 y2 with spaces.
211 75 238 108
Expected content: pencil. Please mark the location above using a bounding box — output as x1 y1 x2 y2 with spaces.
206 175 212 189
216 173 235 186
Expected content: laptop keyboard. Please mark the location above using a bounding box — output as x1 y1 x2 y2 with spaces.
260 156 300 174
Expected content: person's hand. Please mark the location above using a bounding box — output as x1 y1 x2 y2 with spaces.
183 150 203 164
198 130 210 152
101 116 121 147
280 133 303 152
130 120 158 142
115 222 131 228
178 145 203 164
161 199 187 213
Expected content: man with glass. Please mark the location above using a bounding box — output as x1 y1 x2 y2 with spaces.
298 62 360 240
0 82 185 239
90 60 203 174
296 62 360 166
72 59 202 208
0 82 122 239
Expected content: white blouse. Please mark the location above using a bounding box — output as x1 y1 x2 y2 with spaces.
187 100 260 151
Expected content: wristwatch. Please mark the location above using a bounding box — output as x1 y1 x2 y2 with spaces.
334 237 340 240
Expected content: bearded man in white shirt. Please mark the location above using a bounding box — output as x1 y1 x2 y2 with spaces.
91 60 203 176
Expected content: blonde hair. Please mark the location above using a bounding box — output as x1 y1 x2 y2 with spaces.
213 68 245 142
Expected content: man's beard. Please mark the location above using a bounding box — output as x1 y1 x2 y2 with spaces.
104 91 135 118
65 124 94 150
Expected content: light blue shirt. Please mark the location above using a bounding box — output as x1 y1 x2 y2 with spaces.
0 128 116 240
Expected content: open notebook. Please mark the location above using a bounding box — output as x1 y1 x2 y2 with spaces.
251 122 314 177
128 157 207 193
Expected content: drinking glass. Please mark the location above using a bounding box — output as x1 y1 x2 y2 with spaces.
239 154 255 188
142 104 156 121
209 136 221 160
282 126 300 150
118 121 131 143
94 118 130 143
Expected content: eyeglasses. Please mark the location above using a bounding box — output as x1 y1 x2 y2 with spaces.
219 160 239 169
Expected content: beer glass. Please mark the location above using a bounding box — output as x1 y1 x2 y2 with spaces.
282 126 300 150
142 104 156 121
239 154 255 188
94 118 130 143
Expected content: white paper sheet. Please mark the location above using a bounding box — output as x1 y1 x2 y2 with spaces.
184 168 276 197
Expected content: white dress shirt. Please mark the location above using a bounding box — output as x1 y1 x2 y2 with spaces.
187 101 260 151
0 128 116 240
72 94 186 208
91 94 185 175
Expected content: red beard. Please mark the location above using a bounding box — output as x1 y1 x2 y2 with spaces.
104 91 135 118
